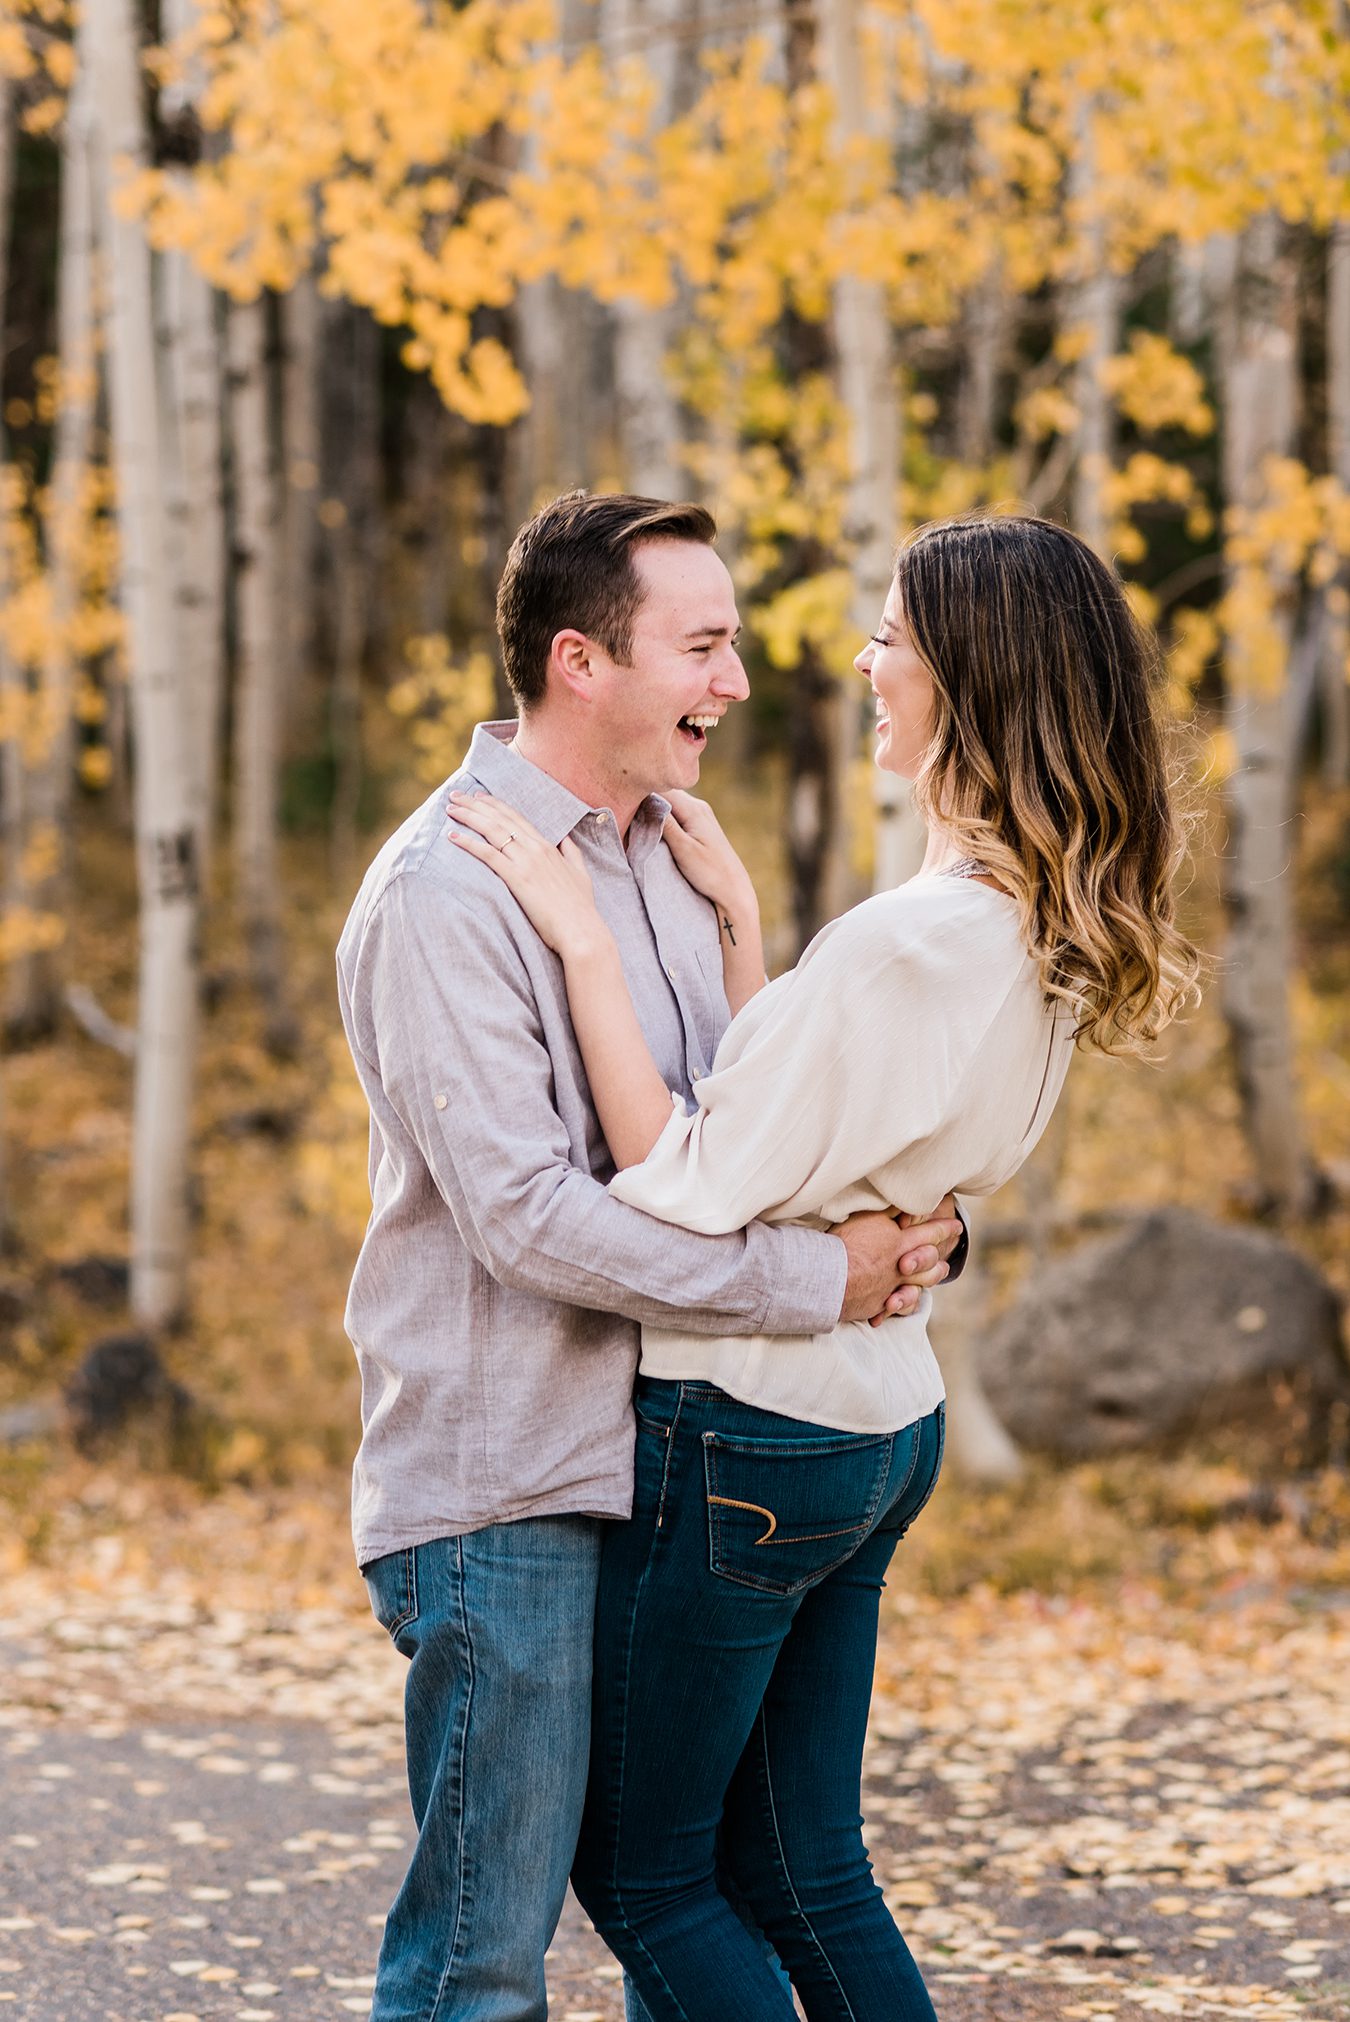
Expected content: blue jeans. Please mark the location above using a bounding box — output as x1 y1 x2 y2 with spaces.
572 1380 946 2022
364 1516 658 2022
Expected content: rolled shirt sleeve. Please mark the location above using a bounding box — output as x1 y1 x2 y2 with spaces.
354 872 848 1338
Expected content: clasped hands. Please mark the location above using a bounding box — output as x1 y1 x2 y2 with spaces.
837 1197 964 1328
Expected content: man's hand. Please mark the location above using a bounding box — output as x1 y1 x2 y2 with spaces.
836 1197 965 1327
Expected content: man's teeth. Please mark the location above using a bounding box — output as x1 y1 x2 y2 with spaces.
683 715 720 731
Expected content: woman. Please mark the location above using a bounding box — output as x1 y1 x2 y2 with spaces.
448 512 1199 2021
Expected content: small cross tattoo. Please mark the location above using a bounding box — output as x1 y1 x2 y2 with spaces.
721 914 737 946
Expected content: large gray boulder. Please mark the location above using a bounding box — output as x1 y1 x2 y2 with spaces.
979 1209 1347 1459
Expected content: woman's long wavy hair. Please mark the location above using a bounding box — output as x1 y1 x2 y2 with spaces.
893 512 1201 1055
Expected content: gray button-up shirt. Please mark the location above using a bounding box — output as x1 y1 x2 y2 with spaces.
336 722 847 1564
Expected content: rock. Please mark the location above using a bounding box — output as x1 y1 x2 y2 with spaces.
979 1209 1347 1459
64 1333 195 1451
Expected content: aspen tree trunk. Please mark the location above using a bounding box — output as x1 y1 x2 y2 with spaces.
777 0 851 950
957 262 1004 467
157 0 224 869
323 300 380 878
0 74 14 1234
512 0 600 514
819 0 923 898
281 273 322 751
159 253 225 864
157 0 226 872
929 1200 1023 1486
4 60 99 1040
1216 220 1316 1217
1069 113 1119 556
510 279 566 520
604 0 685 498
0 72 24 1024
1323 21 1350 786
227 295 290 1037
88 0 202 1327
1170 239 1210 349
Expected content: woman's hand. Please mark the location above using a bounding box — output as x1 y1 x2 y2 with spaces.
447 792 607 961
663 791 765 1016
663 791 757 918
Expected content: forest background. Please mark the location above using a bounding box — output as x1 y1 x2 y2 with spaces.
0 0 1348 1604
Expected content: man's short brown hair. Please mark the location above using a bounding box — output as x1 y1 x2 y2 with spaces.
496 490 718 711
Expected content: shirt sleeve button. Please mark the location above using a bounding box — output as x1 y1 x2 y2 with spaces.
434 1094 448 1111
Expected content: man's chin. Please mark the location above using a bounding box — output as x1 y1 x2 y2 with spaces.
668 741 703 786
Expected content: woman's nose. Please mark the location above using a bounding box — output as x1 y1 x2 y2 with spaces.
854 643 873 678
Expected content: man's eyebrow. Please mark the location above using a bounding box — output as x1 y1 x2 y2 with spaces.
683 623 741 641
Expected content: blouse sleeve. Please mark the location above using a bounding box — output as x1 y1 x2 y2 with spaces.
607 895 1007 1234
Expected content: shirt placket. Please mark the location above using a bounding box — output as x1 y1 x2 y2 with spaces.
630 853 714 1093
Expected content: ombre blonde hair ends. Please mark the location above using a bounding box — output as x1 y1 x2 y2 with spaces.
894 512 1201 1055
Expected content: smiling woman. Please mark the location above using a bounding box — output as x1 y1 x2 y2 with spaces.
856 592 936 782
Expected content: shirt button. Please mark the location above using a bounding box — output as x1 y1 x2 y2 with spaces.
595 810 609 825
434 1094 448 1111
691 1068 703 1081
666 964 676 982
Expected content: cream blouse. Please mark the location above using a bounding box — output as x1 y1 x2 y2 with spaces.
607 873 1075 1433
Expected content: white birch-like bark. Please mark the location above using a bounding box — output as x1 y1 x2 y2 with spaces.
1068 113 1119 556
87 0 201 1327
820 0 924 898
324 299 379 880
929 1200 1024 1486
1322 14 1350 787
157 0 226 861
281 272 322 746
511 278 566 515
1170 238 1209 348
957 261 1004 467
511 0 599 508
604 0 685 497
4 61 99 1038
0 75 22 990
159 251 225 861
0 73 15 1229
227 295 287 1014
1216 219 1315 1216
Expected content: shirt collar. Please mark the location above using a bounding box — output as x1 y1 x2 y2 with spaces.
463 720 672 854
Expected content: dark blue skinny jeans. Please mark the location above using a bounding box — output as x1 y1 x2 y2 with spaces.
572 1379 946 2022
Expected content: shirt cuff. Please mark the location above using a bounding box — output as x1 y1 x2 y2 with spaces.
944 1202 971 1285
754 1224 849 1336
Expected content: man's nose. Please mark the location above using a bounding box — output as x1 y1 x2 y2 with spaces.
713 651 750 701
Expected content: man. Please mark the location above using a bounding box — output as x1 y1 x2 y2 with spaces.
337 491 964 2022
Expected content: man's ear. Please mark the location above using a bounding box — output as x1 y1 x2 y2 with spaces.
550 628 596 705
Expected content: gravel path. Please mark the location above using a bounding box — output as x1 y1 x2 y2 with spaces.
3 1573 1348 2022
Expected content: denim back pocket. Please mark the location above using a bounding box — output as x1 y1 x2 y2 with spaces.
702 1428 893 1596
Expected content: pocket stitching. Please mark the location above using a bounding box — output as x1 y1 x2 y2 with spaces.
703 1439 889 1595
384 1545 418 1637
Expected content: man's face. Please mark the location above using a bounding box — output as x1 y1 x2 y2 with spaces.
588 540 749 797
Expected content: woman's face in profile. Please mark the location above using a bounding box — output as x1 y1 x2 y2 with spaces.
855 585 935 779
